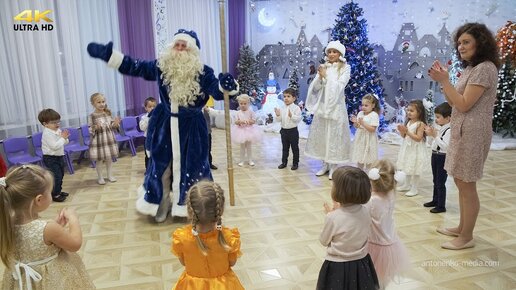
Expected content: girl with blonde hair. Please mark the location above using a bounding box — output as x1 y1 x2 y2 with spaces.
231 94 263 166
88 92 121 185
366 159 410 289
0 165 94 289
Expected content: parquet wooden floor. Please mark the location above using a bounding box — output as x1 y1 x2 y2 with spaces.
2 129 515 289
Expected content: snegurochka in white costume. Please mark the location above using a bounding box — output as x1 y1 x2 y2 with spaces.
87 29 239 222
305 40 352 180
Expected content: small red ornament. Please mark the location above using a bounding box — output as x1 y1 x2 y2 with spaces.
456 72 461 78
447 59 452 65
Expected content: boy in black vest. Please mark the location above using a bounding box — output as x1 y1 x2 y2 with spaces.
424 102 452 213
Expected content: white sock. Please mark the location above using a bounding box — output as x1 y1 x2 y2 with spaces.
411 175 420 191
247 142 253 161
240 144 246 163
106 160 116 181
96 162 104 180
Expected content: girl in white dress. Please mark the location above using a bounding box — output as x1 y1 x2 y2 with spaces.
396 100 428 197
305 40 351 180
351 94 380 170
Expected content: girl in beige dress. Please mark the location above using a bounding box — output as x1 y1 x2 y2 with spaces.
429 23 500 250
0 165 95 289
88 93 120 185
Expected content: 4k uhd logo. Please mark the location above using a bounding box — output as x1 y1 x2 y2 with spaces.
13 10 54 31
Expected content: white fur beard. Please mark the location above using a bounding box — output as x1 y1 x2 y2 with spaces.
158 49 204 107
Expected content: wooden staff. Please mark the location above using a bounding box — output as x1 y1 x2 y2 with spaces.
217 0 235 206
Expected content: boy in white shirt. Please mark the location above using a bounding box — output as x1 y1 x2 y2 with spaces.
38 109 70 202
424 102 452 213
274 88 302 170
139 97 157 170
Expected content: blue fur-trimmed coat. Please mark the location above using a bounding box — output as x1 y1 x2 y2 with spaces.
117 57 225 206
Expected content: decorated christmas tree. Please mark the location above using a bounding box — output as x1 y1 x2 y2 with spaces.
448 50 463 86
298 101 313 125
287 67 300 92
236 44 264 107
330 2 387 131
423 89 435 125
493 21 516 137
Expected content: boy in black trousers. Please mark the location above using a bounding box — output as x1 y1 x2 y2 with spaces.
424 102 452 213
275 88 302 170
38 109 70 202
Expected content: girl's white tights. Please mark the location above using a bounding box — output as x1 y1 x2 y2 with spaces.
239 142 254 166
96 160 116 184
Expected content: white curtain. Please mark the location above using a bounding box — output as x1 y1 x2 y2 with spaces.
0 0 124 139
165 0 223 76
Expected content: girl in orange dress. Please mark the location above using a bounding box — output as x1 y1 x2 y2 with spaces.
171 181 244 290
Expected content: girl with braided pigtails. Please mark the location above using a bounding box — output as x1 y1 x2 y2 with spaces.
171 181 244 289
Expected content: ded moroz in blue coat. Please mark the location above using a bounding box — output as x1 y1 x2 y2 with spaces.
106 50 232 217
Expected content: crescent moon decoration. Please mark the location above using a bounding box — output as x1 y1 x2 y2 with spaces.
258 8 276 27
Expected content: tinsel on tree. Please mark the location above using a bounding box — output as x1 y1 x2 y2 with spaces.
330 2 387 131
448 50 463 86
298 101 313 125
493 21 516 137
423 89 435 125
287 67 300 92
236 44 264 107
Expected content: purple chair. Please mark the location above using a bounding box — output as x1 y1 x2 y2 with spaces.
2 136 42 166
121 116 145 146
80 124 97 168
31 132 43 158
80 124 90 146
136 113 146 132
115 131 136 156
64 127 90 174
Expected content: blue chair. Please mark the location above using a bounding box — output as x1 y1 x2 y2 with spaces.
31 132 43 158
64 127 90 174
115 131 136 156
80 124 90 146
136 113 146 132
121 116 145 147
2 136 42 166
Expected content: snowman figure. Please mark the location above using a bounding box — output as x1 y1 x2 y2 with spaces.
260 72 283 116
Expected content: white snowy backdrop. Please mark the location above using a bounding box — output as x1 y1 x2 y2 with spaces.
248 0 516 106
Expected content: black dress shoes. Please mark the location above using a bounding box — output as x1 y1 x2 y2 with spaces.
278 163 287 169
291 164 298 170
60 192 69 197
423 201 436 207
430 207 446 213
52 194 66 202
210 164 218 170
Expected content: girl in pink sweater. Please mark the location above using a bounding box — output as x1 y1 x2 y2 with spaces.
366 159 410 289
317 166 379 290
